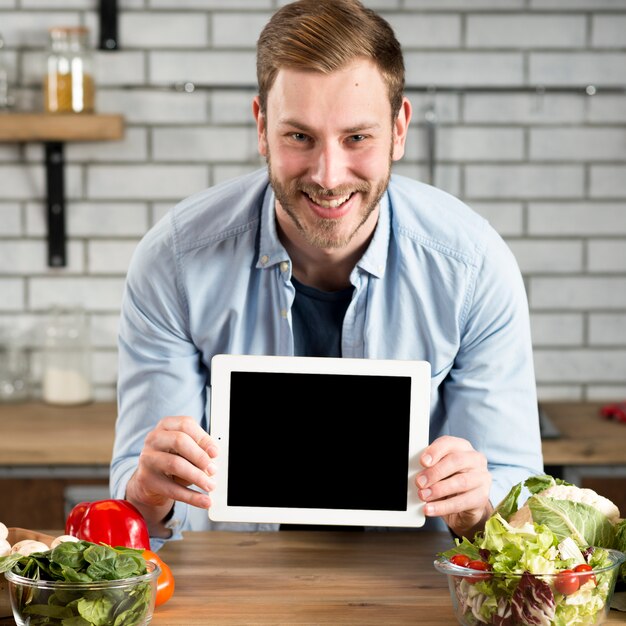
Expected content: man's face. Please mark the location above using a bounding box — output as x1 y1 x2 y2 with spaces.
254 58 410 252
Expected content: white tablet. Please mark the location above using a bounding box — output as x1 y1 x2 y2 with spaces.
208 354 431 528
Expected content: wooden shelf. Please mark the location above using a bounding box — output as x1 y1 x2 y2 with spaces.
0 112 125 266
0 113 124 142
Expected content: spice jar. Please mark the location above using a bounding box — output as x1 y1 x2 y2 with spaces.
42 307 93 405
44 26 95 114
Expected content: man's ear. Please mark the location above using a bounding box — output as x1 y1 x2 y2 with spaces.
392 97 412 162
253 96 268 157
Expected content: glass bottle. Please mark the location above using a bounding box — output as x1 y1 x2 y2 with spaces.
42 307 93 405
44 26 95 114
0 32 13 111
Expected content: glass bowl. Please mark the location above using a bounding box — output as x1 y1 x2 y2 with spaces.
5 560 160 626
434 548 625 626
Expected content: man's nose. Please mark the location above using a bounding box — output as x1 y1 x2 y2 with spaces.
310 142 347 191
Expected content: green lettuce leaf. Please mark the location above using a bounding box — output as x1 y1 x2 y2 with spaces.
527 495 616 548
494 474 573 522
494 481 523 520
615 519 626 582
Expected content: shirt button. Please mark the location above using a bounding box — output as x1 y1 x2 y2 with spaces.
280 261 289 273
281 308 288 319
260 255 269 266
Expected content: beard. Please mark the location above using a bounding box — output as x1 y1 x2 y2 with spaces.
267 152 392 250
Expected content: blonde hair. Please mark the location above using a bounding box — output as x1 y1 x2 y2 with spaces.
256 0 405 119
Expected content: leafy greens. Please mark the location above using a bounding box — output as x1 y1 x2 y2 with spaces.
0 540 153 626
438 474 626 626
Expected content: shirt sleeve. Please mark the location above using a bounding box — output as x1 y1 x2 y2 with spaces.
443 227 544 508
109 217 208 539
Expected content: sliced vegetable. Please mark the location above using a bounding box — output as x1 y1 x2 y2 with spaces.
66 499 151 549
511 572 556 624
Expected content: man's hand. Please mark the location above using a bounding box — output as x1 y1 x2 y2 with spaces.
125 416 219 536
415 435 493 539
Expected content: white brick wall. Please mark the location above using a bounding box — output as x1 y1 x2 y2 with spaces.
1 0 625 401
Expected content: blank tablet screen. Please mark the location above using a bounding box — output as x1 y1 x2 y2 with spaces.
226 371 411 511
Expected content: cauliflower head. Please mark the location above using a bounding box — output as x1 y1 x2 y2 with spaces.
509 484 621 528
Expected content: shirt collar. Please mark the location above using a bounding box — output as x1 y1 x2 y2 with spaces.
257 181 391 278
355 190 390 279
257 183 290 269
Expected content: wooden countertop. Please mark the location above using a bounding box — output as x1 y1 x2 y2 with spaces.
5 531 624 625
0 400 625 467
160 531 626 625
155 531 459 625
540 401 626 466
0 402 116 466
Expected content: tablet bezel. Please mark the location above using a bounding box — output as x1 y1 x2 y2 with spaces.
208 354 431 527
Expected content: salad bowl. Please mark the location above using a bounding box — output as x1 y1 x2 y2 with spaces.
434 548 624 626
434 473 626 626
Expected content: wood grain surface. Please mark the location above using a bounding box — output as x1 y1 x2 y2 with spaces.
0 402 116 465
111 531 626 625
540 401 626 465
1 401 624 467
0 113 124 142
148 531 459 625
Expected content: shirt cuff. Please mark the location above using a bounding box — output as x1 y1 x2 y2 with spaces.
149 500 187 551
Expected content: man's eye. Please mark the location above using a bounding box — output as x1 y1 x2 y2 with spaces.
291 133 309 142
349 134 366 142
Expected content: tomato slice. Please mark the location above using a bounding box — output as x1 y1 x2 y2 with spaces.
466 559 491 583
143 549 175 606
450 554 471 568
574 563 596 586
555 569 580 595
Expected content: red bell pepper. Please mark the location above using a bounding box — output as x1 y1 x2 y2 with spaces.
65 499 151 549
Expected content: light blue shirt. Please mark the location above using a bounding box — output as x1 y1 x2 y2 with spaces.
111 168 543 546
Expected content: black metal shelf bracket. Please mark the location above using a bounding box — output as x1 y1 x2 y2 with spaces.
45 142 66 268
99 0 119 51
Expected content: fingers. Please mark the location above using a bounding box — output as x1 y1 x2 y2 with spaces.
134 415 220 510
148 416 218 473
416 435 491 519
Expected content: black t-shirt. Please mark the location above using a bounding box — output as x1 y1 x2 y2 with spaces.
290 276 354 358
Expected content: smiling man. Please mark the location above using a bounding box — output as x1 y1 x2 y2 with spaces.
111 0 543 548
256 57 408 291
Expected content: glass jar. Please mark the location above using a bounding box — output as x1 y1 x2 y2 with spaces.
0 32 13 110
0 328 29 402
42 307 93 405
44 26 95 114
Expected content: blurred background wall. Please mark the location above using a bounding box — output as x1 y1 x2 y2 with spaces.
0 0 625 402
